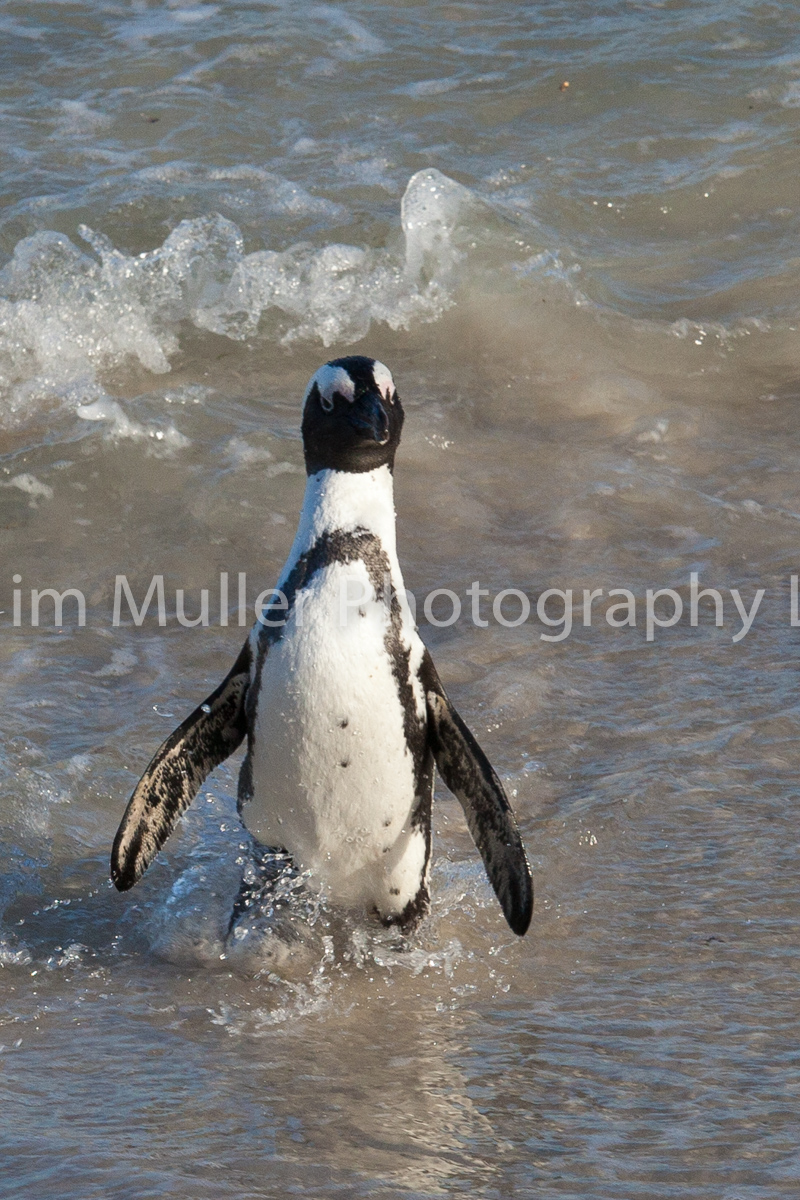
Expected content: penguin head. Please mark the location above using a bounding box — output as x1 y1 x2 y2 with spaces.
301 356 404 475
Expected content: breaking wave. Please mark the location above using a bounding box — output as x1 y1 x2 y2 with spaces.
0 169 473 428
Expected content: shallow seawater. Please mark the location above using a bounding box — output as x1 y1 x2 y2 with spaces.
2 1 800 1196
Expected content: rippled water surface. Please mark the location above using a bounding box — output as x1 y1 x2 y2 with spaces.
2 2 800 1196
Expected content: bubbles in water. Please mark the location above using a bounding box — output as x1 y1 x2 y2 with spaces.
45 942 89 970
0 940 32 968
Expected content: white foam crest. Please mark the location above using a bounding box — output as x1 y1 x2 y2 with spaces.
0 170 471 423
0 228 176 423
195 169 470 344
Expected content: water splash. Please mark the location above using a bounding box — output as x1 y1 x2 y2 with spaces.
0 169 471 429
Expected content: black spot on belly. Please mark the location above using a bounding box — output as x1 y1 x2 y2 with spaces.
389 887 400 896
340 759 349 768
339 718 349 728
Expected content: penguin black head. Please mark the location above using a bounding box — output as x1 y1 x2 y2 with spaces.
301 356 404 475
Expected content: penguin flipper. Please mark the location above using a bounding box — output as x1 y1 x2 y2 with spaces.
110 639 252 892
420 650 533 936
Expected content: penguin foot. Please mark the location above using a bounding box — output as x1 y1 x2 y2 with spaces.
225 843 324 977
227 844 297 936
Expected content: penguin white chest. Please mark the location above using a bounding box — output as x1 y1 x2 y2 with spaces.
245 558 423 907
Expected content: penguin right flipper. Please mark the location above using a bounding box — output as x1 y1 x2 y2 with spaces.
110 639 252 892
420 650 533 936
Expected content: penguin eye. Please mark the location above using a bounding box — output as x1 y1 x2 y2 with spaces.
320 388 350 413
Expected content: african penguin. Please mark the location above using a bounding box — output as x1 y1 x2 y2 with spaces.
111 356 533 937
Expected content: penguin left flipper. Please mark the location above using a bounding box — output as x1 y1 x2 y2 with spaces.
420 650 533 937
110 640 252 892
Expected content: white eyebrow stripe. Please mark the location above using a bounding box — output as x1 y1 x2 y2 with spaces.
372 360 395 399
304 364 355 407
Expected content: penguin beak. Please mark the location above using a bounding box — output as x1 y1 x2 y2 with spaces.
346 391 390 445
